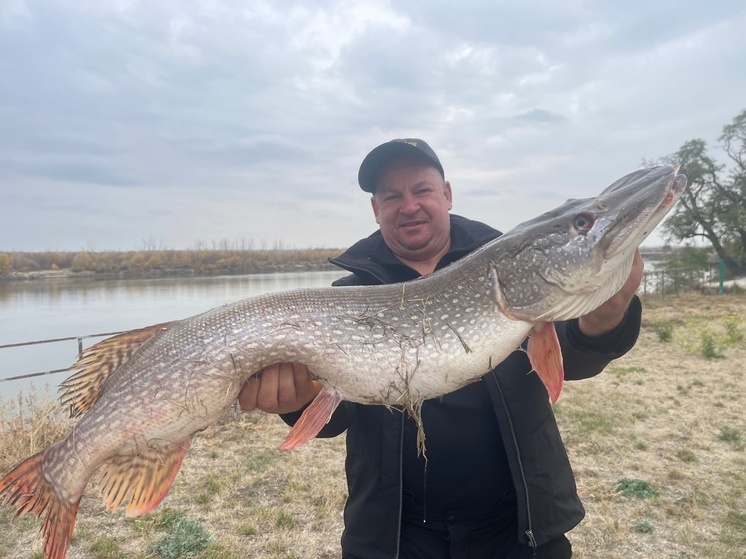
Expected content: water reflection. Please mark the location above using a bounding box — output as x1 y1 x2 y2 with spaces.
0 271 345 400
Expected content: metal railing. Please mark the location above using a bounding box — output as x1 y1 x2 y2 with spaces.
0 331 124 383
639 267 706 297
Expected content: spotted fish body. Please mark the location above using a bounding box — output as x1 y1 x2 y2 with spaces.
0 166 686 559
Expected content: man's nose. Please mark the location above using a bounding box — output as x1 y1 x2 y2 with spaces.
399 192 420 213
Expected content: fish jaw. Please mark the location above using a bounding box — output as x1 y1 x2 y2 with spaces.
491 165 687 322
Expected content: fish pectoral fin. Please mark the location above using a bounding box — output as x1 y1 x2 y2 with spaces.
60 321 175 418
527 323 564 403
0 449 81 559
96 437 192 518
280 389 343 451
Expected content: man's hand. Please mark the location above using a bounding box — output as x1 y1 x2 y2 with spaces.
238 362 322 414
578 250 644 337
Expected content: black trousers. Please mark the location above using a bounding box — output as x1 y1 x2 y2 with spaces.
342 512 572 559
399 516 570 558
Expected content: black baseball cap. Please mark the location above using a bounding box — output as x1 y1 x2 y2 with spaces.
357 138 445 193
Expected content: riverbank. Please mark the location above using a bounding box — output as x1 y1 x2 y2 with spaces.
0 248 344 281
2 264 339 282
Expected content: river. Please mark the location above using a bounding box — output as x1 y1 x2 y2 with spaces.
0 271 346 401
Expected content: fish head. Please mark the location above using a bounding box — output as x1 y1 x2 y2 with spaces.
493 165 687 321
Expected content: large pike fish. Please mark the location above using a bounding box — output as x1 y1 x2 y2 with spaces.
0 166 686 558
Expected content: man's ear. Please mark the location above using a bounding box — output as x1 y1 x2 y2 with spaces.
371 196 380 224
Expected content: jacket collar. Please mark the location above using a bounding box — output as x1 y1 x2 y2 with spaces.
329 214 502 285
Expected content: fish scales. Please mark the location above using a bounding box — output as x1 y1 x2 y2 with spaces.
47 263 527 499
0 165 687 559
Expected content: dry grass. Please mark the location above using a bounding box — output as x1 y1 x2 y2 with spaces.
1 292 744 558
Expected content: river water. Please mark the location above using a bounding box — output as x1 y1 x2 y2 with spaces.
0 271 345 401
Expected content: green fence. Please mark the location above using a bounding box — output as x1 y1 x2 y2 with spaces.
639 267 706 297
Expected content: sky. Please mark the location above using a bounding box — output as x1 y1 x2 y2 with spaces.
1 0 745 253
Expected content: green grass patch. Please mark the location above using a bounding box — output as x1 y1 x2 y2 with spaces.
698 328 723 359
676 448 698 463
724 316 744 345
89 537 120 558
718 427 744 449
246 449 279 472
275 511 296 529
655 320 674 342
632 520 654 534
724 510 746 531
615 477 658 499
204 475 222 493
238 523 257 536
147 509 213 559
610 365 647 376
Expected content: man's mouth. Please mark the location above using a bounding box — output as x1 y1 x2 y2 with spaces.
398 219 426 230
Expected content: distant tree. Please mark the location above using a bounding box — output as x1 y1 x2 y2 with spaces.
0 253 10 275
657 109 746 277
71 251 94 273
663 246 711 271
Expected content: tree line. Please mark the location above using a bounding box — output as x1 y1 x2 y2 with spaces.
0 248 343 277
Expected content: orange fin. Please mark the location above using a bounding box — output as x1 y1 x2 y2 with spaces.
60 321 174 417
0 450 81 559
527 323 564 403
96 437 191 517
280 389 342 451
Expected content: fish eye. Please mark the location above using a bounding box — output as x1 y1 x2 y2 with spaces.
572 213 594 232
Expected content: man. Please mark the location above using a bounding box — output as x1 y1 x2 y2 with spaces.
239 139 643 558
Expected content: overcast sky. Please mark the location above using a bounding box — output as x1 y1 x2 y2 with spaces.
1 0 744 253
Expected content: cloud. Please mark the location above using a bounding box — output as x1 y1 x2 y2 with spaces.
0 0 744 251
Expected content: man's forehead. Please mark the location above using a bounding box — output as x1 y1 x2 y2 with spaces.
374 158 444 192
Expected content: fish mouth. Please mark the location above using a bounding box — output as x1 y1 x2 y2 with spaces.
490 165 688 324
602 166 687 259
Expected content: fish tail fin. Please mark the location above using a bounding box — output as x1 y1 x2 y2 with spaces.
97 437 192 518
0 450 81 559
527 323 564 403
280 389 342 451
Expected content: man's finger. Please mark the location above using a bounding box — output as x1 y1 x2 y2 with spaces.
256 363 281 411
238 376 260 411
277 362 300 405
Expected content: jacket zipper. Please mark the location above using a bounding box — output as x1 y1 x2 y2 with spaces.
395 410 405 558
490 371 537 549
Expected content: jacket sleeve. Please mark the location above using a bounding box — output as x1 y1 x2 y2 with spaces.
556 295 642 381
279 399 357 438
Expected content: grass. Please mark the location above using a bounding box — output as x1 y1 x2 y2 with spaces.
147 510 213 559
718 427 744 450
0 292 744 558
654 320 674 342
615 478 658 499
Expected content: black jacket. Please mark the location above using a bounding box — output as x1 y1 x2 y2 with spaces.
282 214 641 558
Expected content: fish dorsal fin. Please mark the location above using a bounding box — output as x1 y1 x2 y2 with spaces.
60 321 174 418
97 436 192 517
527 323 564 403
280 389 343 450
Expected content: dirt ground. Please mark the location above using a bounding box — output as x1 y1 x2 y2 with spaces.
1 292 744 558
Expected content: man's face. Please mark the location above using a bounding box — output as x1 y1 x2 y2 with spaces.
371 157 453 265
